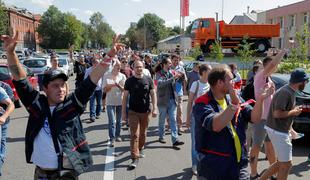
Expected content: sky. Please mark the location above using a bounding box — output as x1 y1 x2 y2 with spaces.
3 0 304 34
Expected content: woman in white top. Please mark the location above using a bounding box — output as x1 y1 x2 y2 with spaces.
186 64 211 175
103 59 126 146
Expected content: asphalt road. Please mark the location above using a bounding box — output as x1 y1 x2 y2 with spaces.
2 76 310 180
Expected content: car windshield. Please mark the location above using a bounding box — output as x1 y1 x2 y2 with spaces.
23 59 47 68
191 20 200 30
58 59 67 66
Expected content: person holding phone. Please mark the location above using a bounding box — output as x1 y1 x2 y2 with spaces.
261 68 309 180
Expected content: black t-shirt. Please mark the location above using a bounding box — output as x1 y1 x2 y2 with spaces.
124 76 154 113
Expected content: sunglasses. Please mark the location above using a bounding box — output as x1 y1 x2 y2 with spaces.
122 61 128 64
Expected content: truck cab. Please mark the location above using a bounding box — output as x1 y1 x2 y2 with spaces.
191 18 216 53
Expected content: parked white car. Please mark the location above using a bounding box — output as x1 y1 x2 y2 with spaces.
1 50 25 59
58 57 74 76
23 58 52 75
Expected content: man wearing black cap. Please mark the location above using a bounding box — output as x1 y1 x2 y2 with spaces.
261 68 309 180
1 31 123 179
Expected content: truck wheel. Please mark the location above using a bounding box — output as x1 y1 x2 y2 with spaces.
201 41 213 53
255 40 269 53
200 45 209 53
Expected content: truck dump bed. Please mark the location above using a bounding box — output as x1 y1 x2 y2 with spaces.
219 21 280 38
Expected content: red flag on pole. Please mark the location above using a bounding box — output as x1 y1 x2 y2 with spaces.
180 0 189 17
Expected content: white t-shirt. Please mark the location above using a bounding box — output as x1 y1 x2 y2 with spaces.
31 106 62 169
102 72 126 106
190 80 210 102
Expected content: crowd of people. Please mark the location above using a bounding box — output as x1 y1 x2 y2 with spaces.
0 31 309 180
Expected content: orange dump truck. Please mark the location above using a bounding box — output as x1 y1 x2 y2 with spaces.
191 18 280 53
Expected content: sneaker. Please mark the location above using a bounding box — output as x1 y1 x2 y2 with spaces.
109 140 115 147
139 149 145 158
158 138 166 144
90 117 95 122
173 140 184 147
102 107 106 112
250 174 260 180
192 165 197 176
95 115 100 119
129 159 139 169
116 137 122 142
178 131 183 136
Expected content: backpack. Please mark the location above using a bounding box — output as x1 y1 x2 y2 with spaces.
241 77 255 101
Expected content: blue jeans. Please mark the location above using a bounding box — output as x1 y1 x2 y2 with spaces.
0 118 10 175
158 99 178 144
107 105 122 140
190 113 197 167
89 90 103 118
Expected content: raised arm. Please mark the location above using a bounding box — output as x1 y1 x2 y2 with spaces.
89 35 125 84
1 32 27 80
263 50 285 77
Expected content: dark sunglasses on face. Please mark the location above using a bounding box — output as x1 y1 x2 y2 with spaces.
122 61 128 64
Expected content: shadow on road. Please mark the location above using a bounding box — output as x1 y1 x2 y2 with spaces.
84 124 108 133
10 116 28 120
7 137 25 143
290 161 310 177
135 168 193 180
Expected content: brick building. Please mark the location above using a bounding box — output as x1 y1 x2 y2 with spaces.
6 6 41 51
257 0 310 54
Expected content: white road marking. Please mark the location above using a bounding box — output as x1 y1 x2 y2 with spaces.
103 144 115 180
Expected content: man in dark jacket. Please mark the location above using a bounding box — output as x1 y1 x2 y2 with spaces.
193 65 274 180
1 31 123 179
74 55 89 89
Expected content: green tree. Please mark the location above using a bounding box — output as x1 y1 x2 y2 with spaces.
0 0 8 40
209 41 224 62
235 36 257 77
190 45 203 60
88 12 114 48
124 26 139 49
167 26 181 36
136 13 168 49
279 24 310 73
37 6 68 49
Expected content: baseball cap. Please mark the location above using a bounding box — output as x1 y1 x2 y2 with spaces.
289 68 309 84
43 69 68 86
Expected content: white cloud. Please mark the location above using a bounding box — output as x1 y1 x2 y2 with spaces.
69 8 79 12
84 10 94 16
30 0 54 8
131 0 142 2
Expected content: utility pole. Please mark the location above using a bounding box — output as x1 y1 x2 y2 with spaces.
143 15 146 51
222 0 224 20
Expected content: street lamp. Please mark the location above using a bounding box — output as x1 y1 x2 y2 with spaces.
221 0 224 20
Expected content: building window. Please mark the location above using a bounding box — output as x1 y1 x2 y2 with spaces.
290 15 296 27
303 12 309 24
280 17 284 28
